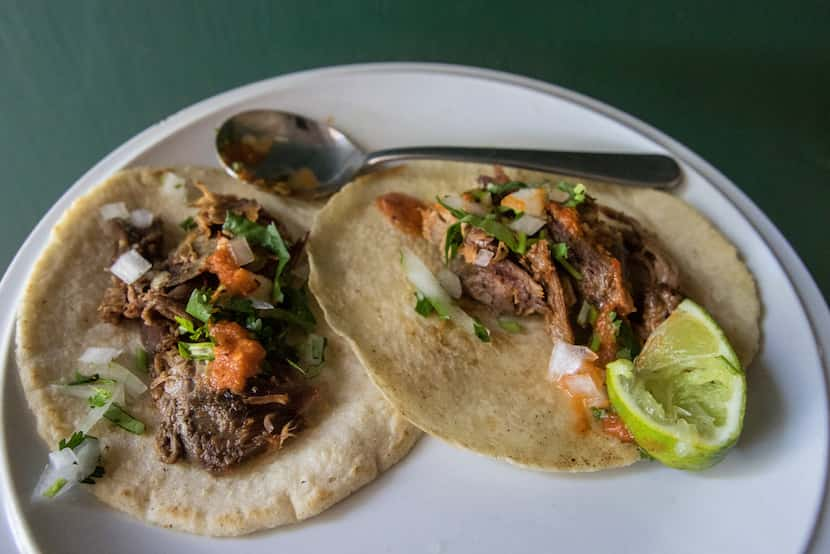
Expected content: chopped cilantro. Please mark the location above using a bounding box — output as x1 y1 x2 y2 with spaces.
58 431 88 450
104 404 145 434
186 288 214 323
616 319 641 359
87 387 113 408
550 242 583 280
175 315 210 341
589 332 601 352
485 181 527 196
591 407 608 420
497 318 522 333
178 341 215 361
414 292 436 316
473 318 491 342
557 182 587 207
135 347 149 373
577 300 598 328
222 212 291 303
443 221 463 264
437 197 527 255
179 216 196 231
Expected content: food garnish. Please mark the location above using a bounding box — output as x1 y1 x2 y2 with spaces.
34 431 104 500
401 248 490 342
606 299 745 469
109 249 152 285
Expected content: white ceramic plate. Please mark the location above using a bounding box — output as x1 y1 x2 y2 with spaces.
1 64 828 554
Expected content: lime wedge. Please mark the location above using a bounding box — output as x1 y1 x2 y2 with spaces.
606 299 746 470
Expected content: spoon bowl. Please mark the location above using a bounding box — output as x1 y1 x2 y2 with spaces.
216 109 682 195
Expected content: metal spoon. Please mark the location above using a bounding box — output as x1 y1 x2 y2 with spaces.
216 109 682 195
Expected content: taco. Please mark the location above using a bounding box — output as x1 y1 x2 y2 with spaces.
308 161 759 471
16 167 418 535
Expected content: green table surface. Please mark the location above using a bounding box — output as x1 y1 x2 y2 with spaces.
2 1 828 301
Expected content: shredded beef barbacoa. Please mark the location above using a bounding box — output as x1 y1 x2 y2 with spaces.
418 175 683 364
97 188 313 473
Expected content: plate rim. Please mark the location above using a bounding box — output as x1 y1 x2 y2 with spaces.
1 62 827 553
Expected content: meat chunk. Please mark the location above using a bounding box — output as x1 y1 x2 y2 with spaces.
194 183 261 231
456 260 548 316
165 233 216 287
151 343 309 473
103 218 164 262
97 218 165 323
522 241 573 342
547 202 635 317
596 205 683 339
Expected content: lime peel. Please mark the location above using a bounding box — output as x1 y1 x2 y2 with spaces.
606 299 746 470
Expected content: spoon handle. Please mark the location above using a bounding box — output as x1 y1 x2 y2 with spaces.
364 147 682 189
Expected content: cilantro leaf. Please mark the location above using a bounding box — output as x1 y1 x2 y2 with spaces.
134 347 149 373
104 404 145 434
174 315 210 341
58 431 88 450
497 318 522 333
222 212 291 303
473 318 491 342
550 242 583 280
179 216 196 231
557 182 587 207
591 407 608 420
186 288 214 322
87 387 113 408
443 221 463 264
414 292 435 317
485 181 527 196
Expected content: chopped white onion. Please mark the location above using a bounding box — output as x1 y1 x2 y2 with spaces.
508 214 547 236
437 268 462 299
161 171 186 191
501 188 548 217
401 248 489 340
129 208 154 229
474 249 495 267
109 249 152 285
78 389 116 433
99 202 129 221
547 340 598 380
229 236 255 266
50 384 97 399
249 274 273 304
560 373 608 407
79 347 122 365
90 362 147 397
33 436 100 500
251 299 274 310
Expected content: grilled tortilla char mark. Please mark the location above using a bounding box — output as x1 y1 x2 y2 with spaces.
98 187 313 473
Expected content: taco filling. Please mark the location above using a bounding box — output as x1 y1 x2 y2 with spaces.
95 183 321 473
377 169 689 442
